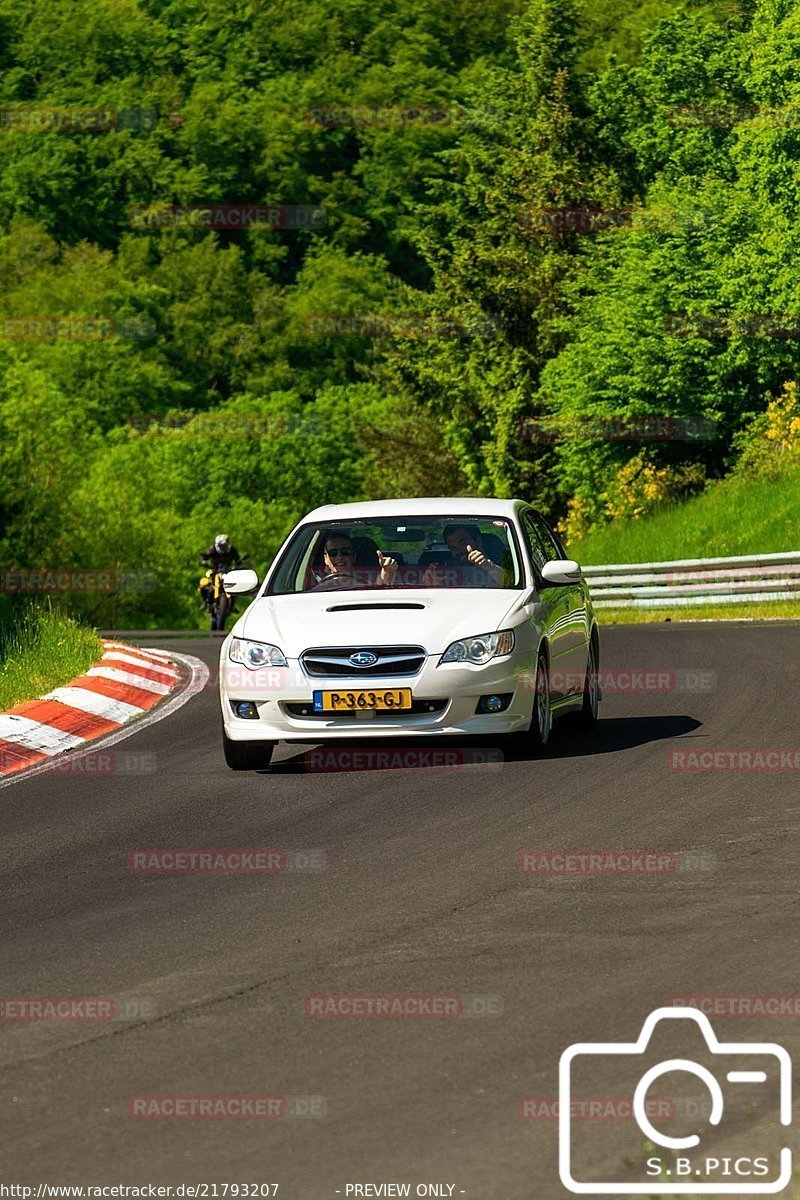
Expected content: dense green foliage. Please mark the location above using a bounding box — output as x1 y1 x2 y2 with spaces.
0 0 796 627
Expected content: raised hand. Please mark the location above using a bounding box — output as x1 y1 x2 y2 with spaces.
466 543 502 582
377 550 398 585
465 543 488 567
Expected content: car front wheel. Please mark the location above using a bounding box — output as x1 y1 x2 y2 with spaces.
222 729 274 770
507 648 551 757
528 647 552 749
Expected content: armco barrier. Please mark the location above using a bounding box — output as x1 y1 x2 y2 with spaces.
581 550 800 608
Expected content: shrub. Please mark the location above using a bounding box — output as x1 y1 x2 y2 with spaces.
559 453 706 542
733 382 800 479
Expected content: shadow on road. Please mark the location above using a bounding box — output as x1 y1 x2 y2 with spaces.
526 713 703 761
265 714 702 774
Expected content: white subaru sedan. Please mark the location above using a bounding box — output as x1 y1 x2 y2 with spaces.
219 498 600 769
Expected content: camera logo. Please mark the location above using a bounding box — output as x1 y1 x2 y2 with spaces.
559 1006 791 1193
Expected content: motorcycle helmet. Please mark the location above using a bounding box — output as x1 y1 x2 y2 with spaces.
215 533 230 553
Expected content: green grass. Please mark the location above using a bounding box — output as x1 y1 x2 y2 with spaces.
568 468 800 566
0 605 103 711
598 599 800 623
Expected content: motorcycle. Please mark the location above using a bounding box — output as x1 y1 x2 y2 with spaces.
200 565 239 633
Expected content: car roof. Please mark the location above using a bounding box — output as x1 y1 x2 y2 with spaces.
302 497 527 522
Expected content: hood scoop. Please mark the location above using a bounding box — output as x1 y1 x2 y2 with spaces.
326 602 426 612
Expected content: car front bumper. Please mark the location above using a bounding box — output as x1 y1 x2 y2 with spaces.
219 654 534 741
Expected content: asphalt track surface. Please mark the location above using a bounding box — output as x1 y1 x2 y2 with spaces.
2 623 799 1196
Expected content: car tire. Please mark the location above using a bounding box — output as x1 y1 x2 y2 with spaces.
214 592 231 632
527 646 552 750
507 647 551 757
578 636 599 728
222 729 274 770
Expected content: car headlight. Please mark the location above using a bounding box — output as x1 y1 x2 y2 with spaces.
439 630 515 665
229 638 288 669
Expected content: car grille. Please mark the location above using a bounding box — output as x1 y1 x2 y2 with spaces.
300 645 426 678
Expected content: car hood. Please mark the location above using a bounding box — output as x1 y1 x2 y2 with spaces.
237 589 523 657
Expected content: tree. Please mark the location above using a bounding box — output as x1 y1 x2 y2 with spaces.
376 0 621 506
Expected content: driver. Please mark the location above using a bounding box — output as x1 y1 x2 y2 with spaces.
312 532 398 590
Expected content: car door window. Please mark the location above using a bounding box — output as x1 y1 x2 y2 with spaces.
531 513 562 564
522 514 550 574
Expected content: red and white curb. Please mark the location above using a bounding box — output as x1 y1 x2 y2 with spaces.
0 640 207 780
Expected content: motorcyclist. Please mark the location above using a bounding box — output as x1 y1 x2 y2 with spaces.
198 533 243 610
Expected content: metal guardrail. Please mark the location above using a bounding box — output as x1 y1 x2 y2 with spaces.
581 550 800 608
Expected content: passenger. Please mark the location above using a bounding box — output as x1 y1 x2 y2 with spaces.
422 524 504 586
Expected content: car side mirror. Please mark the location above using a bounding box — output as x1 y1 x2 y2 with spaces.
222 569 259 595
540 559 581 586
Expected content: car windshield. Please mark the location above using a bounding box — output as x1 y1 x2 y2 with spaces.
267 516 524 595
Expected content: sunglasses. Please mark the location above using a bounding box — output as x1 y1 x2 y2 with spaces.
326 546 354 558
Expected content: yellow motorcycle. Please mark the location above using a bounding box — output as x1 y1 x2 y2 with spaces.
199 567 234 633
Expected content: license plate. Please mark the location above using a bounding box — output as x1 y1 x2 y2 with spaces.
312 688 412 713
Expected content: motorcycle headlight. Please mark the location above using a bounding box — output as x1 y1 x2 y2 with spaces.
229 638 288 669
439 630 515 665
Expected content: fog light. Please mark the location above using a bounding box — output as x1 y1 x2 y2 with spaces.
476 693 512 714
232 701 259 720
